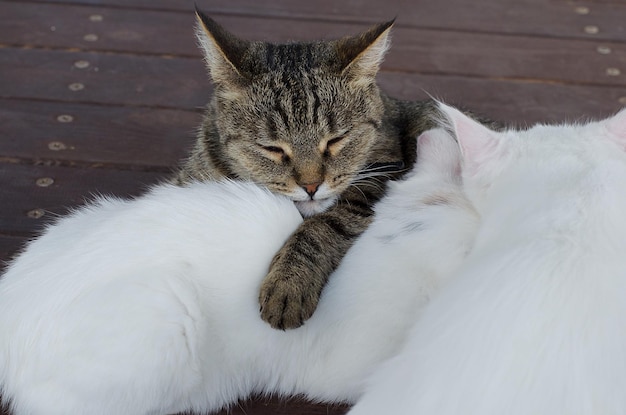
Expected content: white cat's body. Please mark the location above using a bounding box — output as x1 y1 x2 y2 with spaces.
350 106 626 415
0 132 478 415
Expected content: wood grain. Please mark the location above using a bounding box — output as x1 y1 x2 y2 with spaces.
17 0 626 42
0 99 199 168
0 49 209 110
0 163 166 236
2 47 623 126
2 3 624 87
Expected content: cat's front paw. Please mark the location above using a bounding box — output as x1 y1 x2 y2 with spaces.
259 267 320 330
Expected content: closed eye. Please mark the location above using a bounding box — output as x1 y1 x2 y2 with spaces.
327 135 346 147
324 134 348 157
261 145 285 155
259 144 291 163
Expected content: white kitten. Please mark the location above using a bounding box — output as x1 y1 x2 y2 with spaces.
350 104 626 415
0 130 478 415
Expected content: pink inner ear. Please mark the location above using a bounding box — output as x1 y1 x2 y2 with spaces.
416 128 461 177
437 102 500 174
417 129 437 160
606 108 626 150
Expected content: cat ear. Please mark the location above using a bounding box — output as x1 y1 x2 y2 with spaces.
195 8 250 87
437 102 501 175
605 108 626 150
336 20 394 86
416 128 461 179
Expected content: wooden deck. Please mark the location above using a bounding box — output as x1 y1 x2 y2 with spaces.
1 0 625 413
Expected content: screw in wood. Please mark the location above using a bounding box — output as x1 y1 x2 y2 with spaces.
48 141 68 151
68 83 85 91
89 14 104 22
606 68 621 76
597 46 612 55
36 177 55 187
584 25 599 34
74 60 90 69
26 209 45 219
56 114 74 123
574 6 590 15
83 34 99 42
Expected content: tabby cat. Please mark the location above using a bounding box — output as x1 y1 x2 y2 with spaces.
174 9 438 329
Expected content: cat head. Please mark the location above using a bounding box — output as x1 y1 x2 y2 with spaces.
435 102 626 213
195 8 393 216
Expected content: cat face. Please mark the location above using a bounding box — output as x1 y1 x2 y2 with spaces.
195 11 393 216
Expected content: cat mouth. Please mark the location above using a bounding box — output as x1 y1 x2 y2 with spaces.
294 198 336 217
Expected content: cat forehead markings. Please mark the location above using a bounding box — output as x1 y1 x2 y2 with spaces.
257 82 341 141
259 42 334 72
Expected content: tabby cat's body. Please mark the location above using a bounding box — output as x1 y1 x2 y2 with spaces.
174 10 439 329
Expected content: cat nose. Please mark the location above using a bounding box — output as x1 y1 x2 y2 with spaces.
302 182 321 198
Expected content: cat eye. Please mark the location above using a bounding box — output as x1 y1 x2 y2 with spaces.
262 145 285 155
259 144 291 163
327 135 346 147
323 134 347 157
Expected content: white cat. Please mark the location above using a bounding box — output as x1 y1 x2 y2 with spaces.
349 104 626 415
0 129 478 415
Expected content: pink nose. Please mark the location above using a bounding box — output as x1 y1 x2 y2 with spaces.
302 182 321 197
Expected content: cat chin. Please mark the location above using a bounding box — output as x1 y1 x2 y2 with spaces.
294 198 336 217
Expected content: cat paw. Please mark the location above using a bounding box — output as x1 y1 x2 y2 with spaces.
259 271 319 330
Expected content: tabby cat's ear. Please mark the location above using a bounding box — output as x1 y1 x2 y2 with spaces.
195 8 250 87
336 20 394 86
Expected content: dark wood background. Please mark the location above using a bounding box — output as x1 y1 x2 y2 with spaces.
1 0 625 413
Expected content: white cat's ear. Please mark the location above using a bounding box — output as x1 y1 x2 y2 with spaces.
416 128 461 178
437 102 501 175
195 8 250 87
605 108 626 150
337 20 394 86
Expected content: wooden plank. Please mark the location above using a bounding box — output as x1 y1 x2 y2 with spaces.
386 27 626 88
376 72 626 126
2 6 625 87
1 46 623 125
0 99 200 168
0 49 209 110
0 1 199 57
16 0 626 42
0 163 166 235
195 0 626 43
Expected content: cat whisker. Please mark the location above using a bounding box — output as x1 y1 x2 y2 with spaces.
354 167 405 179
354 176 386 186
357 164 409 175
351 180 385 195
353 172 395 188
349 183 371 204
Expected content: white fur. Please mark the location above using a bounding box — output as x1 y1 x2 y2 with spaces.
350 106 626 415
0 131 478 415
